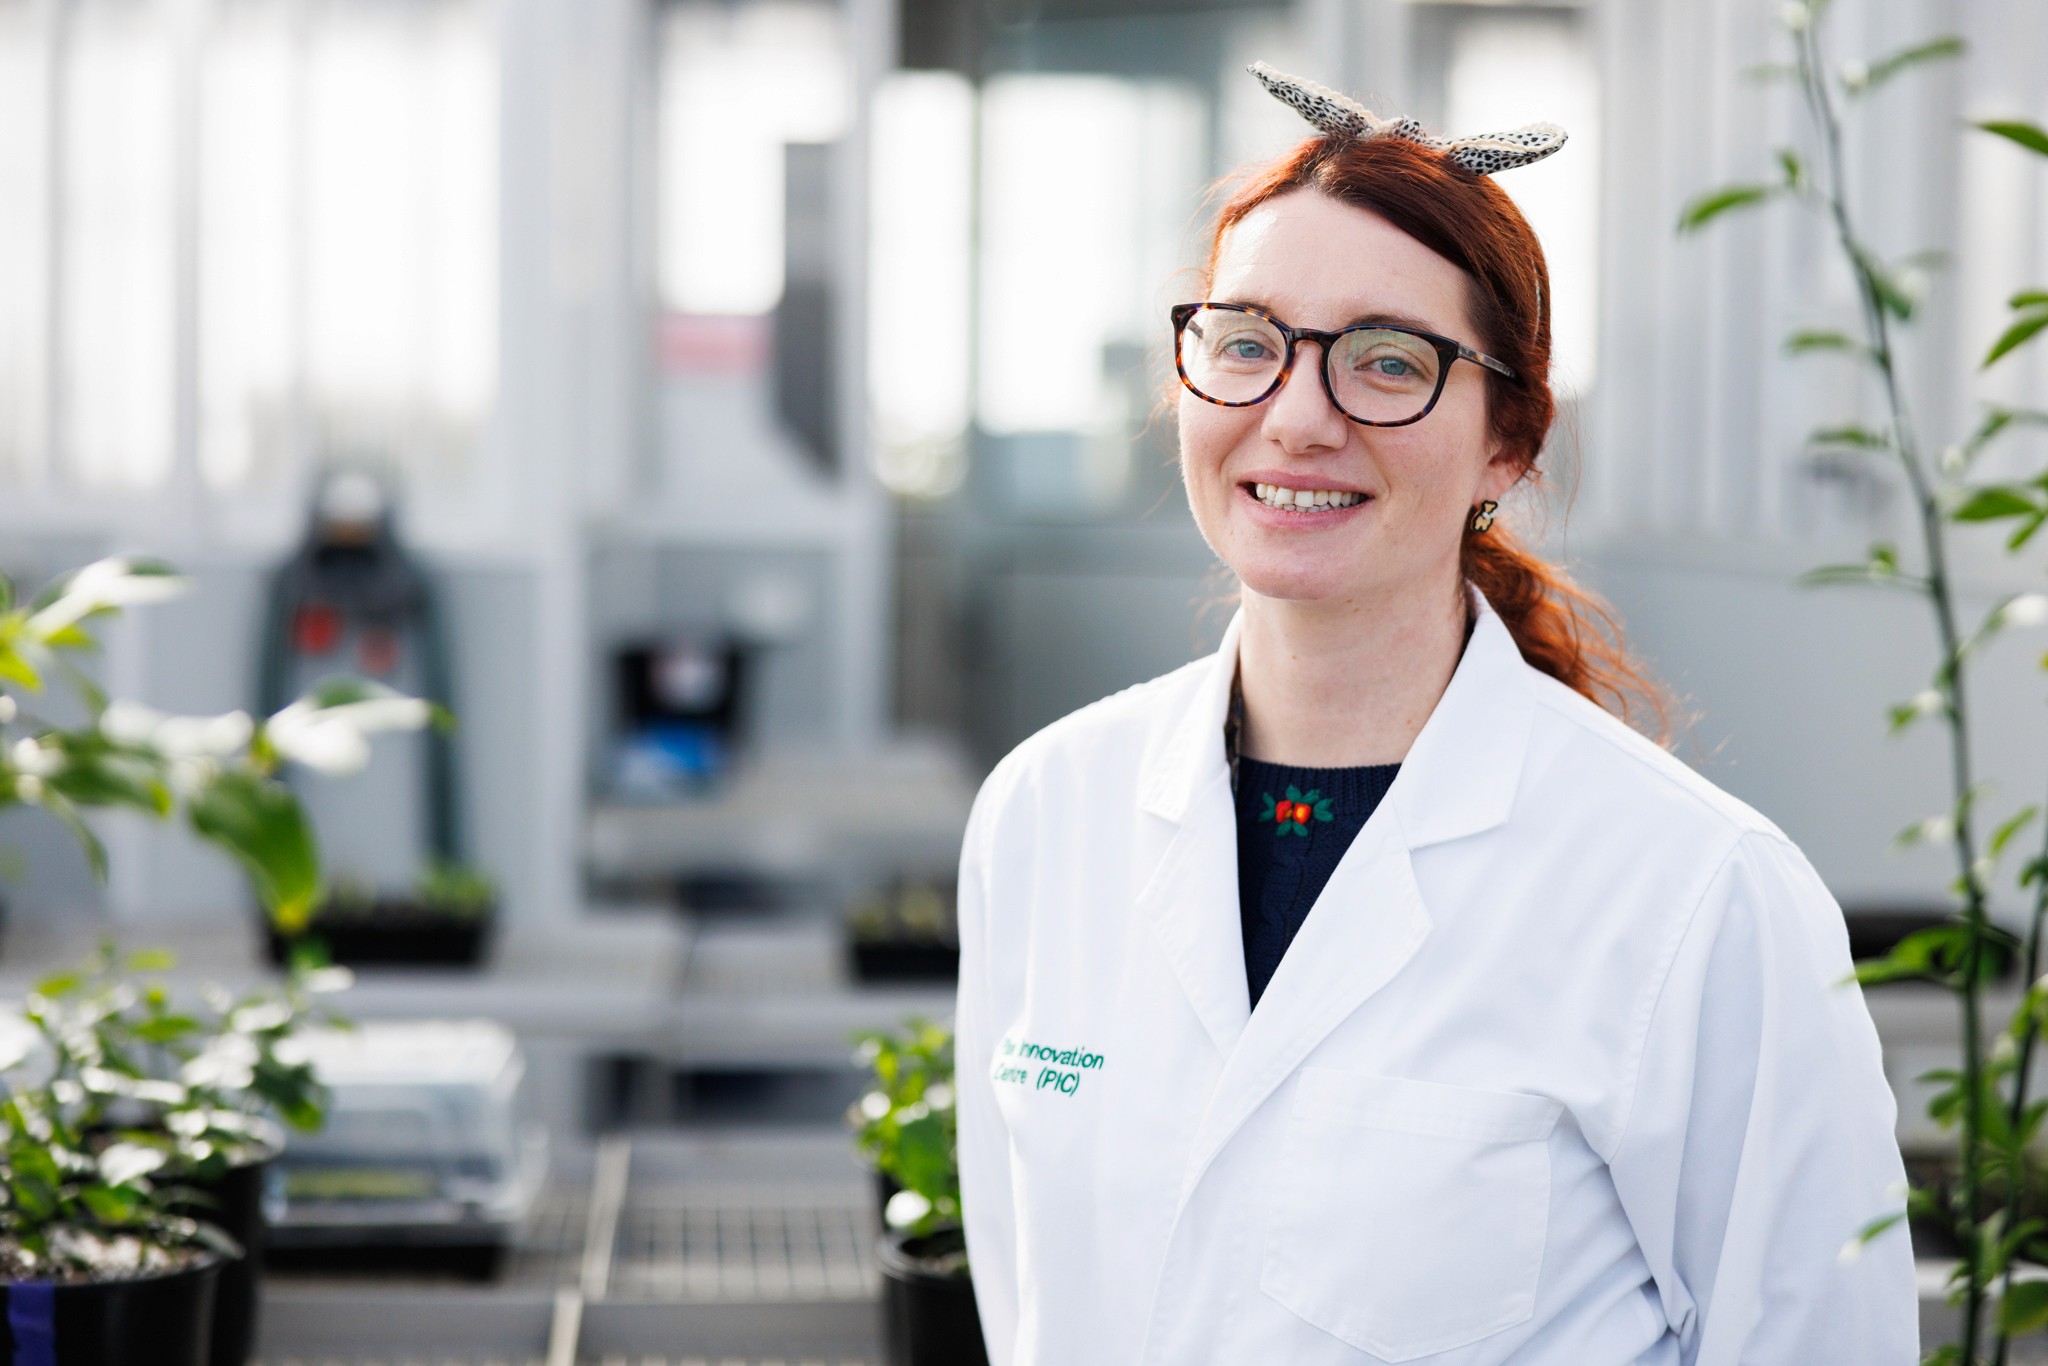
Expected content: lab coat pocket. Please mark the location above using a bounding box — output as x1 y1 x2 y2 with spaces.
1260 1070 1561 1362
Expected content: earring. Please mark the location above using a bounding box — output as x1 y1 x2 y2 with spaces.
1469 499 1499 534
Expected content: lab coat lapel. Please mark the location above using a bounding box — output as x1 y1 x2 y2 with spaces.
1169 587 1541 1191
1133 608 1252 1057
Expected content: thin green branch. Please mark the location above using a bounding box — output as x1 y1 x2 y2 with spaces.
1796 13 1996 1359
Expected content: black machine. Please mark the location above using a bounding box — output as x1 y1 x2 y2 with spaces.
256 471 484 963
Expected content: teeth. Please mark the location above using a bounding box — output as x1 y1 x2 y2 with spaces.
1252 484 1367 511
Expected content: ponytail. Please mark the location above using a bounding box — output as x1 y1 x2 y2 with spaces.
1462 527 1672 747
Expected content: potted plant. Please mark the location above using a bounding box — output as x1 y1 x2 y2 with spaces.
0 556 428 1360
846 881 960 984
1681 4 2048 1356
0 1027 233 1366
20 942 350 1366
262 859 498 969
847 1018 985 1366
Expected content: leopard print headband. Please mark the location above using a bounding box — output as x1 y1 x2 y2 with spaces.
1248 62 1566 175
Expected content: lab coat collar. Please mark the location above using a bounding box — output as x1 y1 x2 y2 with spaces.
1137 580 1538 851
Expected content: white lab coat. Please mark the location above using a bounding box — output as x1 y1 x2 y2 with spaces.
954 584 1917 1366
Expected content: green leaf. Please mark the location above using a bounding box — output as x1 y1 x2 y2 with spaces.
1953 486 2040 522
1964 407 2048 461
1990 806 2041 859
1851 922 1989 986
129 1014 201 1045
1860 35 1965 91
186 769 321 932
1776 147 1805 189
37 788 108 881
32 970 83 999
0 646 41 691
46 751 173 817
1984 309 2048 370
1783 329 1865 357
2000 1278 2048 1336
1808 424 1891 450
1676 184 1777 232
1852 245 1918 321
1977 119 2048 158
1886 690 1945 734
1800 564 1923 592
77 1183 141 1226
2012 512 2048 551
2012 289 2048 310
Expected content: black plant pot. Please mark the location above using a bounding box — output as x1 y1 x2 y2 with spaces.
1 1255 222 1366
849 938 960 983
190 1157 274 1366
876 1228 987 1366
263 900 493 968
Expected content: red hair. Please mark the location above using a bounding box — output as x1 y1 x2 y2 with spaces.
1196 134 1674 745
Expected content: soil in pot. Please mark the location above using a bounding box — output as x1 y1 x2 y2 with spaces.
1 1253 222 1366
185 1156 275 1366
876 1226 987 1366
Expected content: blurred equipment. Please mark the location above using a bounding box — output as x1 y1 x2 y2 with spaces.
269 1019 545 1274
608 636 751 798
258 470 497 965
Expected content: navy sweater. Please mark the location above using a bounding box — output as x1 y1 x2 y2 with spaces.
1234 756 1401 1010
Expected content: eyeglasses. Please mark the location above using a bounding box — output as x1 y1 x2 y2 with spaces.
1170 302 1518 428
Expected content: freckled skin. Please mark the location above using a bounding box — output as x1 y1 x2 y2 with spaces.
1178 188 1522 608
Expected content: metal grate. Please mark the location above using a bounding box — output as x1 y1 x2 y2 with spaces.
608 1183 878 1301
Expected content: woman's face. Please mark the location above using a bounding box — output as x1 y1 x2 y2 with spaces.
1178 189 1523 607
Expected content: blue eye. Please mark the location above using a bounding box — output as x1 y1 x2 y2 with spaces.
1224 338 1273 361
1373 357 1412 377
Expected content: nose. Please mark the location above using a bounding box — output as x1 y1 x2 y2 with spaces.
1259 338 1349 452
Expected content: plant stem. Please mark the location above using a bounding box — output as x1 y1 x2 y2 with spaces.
1798 14 1994 1358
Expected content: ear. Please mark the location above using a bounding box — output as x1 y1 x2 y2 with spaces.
1476 439 1526 505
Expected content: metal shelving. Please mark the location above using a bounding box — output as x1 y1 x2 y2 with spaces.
258 1133 885 1364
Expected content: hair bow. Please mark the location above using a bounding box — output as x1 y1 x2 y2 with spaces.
1247 62 1566 175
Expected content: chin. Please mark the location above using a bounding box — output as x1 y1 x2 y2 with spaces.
1232 558 1364 604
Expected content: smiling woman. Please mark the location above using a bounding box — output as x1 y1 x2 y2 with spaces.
953 62 1919 1366
1181 132 1663 760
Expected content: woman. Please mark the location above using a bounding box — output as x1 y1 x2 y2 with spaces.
953 65 1916 1366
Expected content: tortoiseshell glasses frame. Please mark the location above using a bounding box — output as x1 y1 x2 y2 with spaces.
1170 301 1519 428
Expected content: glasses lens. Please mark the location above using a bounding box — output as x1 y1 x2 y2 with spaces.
1178 306 1286 404
1327 327 1442 424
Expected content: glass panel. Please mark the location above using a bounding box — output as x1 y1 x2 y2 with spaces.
657 0 850 316
867 70 972 498
1445 7 1601 398
305 0 496 476
0 1 49 483
976 75 1202 442
199 0 295 489
62 0 176 490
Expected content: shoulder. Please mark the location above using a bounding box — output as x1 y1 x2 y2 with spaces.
1519 663 1790 852
1515 667 1853 992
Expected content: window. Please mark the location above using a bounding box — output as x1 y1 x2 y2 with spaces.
0 0 498 501
867 70 972 498
656 0 850 317
1441 4 1601 398
0 0 49 483
63 1 177 490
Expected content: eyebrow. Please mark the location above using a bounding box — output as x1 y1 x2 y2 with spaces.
1215 297 1447 335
